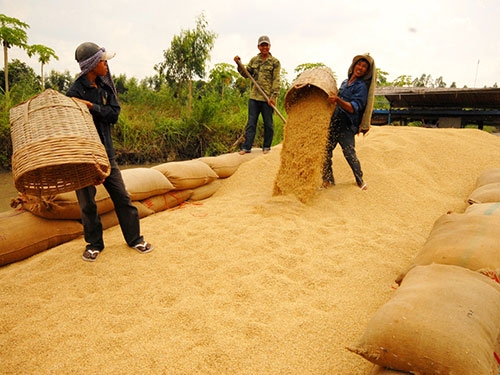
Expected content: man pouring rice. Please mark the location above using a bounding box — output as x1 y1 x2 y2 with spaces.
321 53 376 191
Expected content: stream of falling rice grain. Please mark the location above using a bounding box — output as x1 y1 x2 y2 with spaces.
273 87 334 202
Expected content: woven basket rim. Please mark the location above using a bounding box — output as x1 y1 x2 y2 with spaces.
284 67 338 112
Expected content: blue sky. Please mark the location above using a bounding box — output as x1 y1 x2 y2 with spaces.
2 0 498 88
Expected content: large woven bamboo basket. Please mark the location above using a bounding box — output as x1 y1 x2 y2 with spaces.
10 89 111 196
284 67 338 112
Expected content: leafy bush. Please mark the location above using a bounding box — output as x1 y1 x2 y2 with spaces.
0 69 288 171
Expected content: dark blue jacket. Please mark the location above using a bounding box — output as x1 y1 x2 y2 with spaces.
332 78 368 133
67 76 120 160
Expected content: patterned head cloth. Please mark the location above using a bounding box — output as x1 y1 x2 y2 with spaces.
75 42 118 98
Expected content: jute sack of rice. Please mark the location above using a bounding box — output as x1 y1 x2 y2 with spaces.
141 190 193 212
467 182 500 204
475 168 500 188
396 213 500 283
198 153 249 178
0 209 83 266
19 184 114 220
153 160 219 190
369 365 411 374
121 167 175 201
18 167 175 219
10 89 110 196
348 264 500 375
465 202 500 216
190 179 222 201
273 68 336 202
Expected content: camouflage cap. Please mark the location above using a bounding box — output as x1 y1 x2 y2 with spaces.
258 35 271 45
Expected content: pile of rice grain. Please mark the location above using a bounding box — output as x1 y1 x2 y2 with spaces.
3 126 500 375
273 86 334 202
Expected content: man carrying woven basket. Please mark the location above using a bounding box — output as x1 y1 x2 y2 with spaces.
67 42 153 262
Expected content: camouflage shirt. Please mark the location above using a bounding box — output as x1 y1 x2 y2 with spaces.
238 53 281 102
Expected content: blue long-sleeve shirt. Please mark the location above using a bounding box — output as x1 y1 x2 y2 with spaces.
67 76 120 160
332 78 368 133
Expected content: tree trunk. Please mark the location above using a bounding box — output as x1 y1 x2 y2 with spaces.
3 43 9 98
41 63 44 90
188 80 193 115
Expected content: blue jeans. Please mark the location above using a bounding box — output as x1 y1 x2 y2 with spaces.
240 99 274 151
76 160 143 251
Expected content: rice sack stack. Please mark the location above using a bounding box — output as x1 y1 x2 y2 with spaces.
10 89 110 196
273 67 336 202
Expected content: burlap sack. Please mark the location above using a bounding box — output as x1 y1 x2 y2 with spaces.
369 365 411 375
0 209 83 266
21 184 114 220
358 55 377 135
190 179 222 201
198 153 247 178
153 160 219 190
476 168 500 188
465 202 500 216
121 167 175 201
348 264 500 375
467 182 500 204
140 190 193 213
20 167 175 219
404 213 500 274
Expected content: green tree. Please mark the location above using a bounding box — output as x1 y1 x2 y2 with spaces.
0 14 29 97
26 44 58 88
0 59 39 101
412 74 432 87
434 76 446 88
154 13 217 112
208 62 238 98
392 75 413 87
376 68 389 87
113 73 128 95
45 69 73 92
280 67 290 90
293 62 328 81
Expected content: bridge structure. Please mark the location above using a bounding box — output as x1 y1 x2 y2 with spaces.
372 87 500 129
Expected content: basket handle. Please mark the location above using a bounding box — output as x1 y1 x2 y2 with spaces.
22 96 87 123
23 96 34 124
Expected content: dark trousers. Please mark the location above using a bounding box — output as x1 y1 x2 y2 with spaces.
240 99 274 151
322 115 364 186
76 160 143 251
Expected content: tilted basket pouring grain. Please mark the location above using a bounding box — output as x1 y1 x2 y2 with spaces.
10 89 110 196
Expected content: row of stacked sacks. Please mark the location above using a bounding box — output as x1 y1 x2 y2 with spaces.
0 150 263 267
349 168 500 375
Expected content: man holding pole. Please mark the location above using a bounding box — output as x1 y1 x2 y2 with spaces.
234 35 282 155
